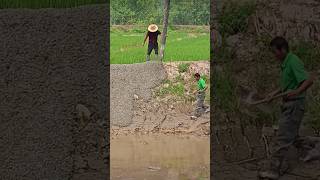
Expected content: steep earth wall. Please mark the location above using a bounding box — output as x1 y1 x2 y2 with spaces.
0 5 108 180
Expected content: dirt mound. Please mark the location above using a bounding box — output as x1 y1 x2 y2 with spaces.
111 61 210 137
0 4 108 180
110 62 166 127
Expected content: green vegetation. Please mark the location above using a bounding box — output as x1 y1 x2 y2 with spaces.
178 63 190 73
156 81 185 97
111 0 209 25
0 0 106 8
291 41 320 71
218 0 256 36
111 26 209 64
156 71 210 104
156 75 186 98
305 84 320 136
214 67 237 112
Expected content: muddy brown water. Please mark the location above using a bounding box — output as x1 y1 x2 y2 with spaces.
111 134 209 180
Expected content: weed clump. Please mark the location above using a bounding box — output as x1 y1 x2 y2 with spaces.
178 63 190 73
218 0 256 36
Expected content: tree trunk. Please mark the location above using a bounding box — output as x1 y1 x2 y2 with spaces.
160 0 170 61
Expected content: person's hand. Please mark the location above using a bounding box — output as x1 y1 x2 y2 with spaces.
286 90 300 99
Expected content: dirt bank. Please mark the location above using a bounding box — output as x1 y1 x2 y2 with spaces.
111 61 210 136
0 4 108 180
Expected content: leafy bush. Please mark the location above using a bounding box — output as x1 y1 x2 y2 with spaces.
291 41 320 71
218 0 256 36
111 0 209 25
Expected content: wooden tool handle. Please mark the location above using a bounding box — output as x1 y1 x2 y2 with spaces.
251 91 290 105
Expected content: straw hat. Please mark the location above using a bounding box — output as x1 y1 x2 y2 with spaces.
148 24 158 32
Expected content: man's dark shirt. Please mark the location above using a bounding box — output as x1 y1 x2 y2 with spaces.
148 30 161 44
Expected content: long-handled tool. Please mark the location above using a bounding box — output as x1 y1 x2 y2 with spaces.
245 91 290 105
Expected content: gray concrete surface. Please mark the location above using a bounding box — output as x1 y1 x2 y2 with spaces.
111 62 166 127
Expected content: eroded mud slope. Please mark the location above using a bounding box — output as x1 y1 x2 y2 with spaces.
0 4 108 180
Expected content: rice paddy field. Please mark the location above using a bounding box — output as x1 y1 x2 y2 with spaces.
111 25 210 64
0 0 106 8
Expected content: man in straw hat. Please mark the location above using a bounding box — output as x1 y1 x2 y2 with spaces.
143 24 161 62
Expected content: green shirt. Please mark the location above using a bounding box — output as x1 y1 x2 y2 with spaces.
280 52 308 97
198 78 206 90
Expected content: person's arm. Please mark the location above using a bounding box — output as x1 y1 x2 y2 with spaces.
287 59 313 98
199 85 208 92
143 32 148 46
287 79 313 98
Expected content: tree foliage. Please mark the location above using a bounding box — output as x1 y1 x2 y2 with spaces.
111 0 209 25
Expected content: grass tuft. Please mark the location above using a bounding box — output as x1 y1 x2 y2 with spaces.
178 63 190 73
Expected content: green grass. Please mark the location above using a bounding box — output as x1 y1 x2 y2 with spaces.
156 81 185 97
178 63 190 73
111 26 210 64
0 0 106 9
156 73 210 104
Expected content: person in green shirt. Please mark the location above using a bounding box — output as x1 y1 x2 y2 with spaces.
258 37 314 180
191 73 209 119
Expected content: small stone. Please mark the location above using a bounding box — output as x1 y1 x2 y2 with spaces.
76 104 91 127
148 166 161 171
133 94 139 100
163 83 169 88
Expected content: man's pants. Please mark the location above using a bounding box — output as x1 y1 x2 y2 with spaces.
194 91 206 117
270 98 305 167
146 43 159 61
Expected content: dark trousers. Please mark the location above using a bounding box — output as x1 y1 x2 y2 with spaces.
147 42 159 55
271 98 305 165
